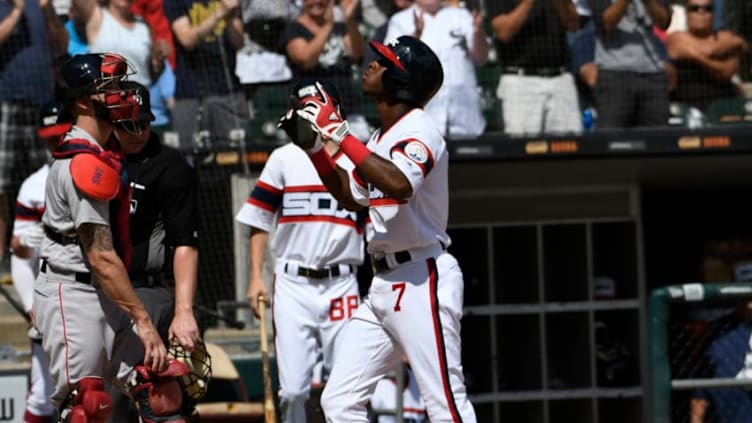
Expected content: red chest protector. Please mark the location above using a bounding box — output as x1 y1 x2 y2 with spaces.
53 138 132 266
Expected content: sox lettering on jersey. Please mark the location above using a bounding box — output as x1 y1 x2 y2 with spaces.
281 190 357 222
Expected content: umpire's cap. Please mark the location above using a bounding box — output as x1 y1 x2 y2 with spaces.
120 81 155 122
37 102 73 140
369 36 444 107
279 78 344 146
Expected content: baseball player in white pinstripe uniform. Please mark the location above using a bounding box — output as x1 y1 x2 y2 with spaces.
292 36 477 422
10 102 71 423
236 79 366 423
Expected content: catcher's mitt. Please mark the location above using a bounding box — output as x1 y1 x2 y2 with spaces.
167 338 212 401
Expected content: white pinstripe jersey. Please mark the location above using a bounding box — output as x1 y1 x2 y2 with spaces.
235 143 365 267
349 108 452 254
13 163 48 235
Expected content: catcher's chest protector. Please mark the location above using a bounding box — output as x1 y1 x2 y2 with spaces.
53 139 133 266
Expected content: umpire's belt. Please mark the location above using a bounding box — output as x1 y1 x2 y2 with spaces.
129 272 164 288
372 243 446 273
40 258 91 284
503 66 566 77
284 262 354 279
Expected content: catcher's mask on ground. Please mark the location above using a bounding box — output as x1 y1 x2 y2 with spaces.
168 338 213 401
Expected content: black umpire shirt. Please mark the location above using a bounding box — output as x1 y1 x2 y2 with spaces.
126 133 199 285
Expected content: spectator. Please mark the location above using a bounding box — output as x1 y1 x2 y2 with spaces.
363 0 413 66
689 270 752 423
234 0 293 88
384 0 489 139
588 0 672 129
163 0 248 160
132 0 177 68
724 0 752 80
283 0 371 139
149 48 176 135
666 0 747 115
487 0 583 136
75 0 153 87
0 0 67 279
65 1 89 55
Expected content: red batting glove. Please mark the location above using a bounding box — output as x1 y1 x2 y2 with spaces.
295 82 350 144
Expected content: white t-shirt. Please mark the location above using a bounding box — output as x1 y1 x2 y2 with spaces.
89 9 152 86
13 163 48 237
385 5 485 138
350 108 451 255
235 143 365 267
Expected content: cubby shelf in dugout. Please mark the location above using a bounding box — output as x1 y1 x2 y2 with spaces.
443 125 752 423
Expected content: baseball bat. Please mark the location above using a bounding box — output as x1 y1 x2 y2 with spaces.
0 283 30 323
258 296 276 423
194 304 245 329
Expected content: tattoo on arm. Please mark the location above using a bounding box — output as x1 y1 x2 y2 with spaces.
77 223 115 252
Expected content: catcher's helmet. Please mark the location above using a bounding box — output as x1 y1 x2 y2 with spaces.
279 78 344 146
55 53 141 131
369 36 444 107
54 53 132 101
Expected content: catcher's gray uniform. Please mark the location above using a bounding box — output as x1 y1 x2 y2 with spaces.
33 128 144 405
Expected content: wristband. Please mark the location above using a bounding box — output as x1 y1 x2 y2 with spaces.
340 135 372 167
310 148 336 178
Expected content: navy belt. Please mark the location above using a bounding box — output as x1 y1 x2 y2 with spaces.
372 251 412 273
40 259 91 284
503 66 566 77
285 263 353 279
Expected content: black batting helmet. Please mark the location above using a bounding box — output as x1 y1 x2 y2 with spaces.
278 78 344 146
369 36 444 107
37 101 73 140
54 53 133 102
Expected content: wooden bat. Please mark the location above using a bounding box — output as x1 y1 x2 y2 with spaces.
258 296 276 423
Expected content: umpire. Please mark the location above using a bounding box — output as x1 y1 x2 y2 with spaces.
110 81 201 422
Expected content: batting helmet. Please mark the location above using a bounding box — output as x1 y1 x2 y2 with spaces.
369 36 444 107
37 101 73 140
278 78 344 147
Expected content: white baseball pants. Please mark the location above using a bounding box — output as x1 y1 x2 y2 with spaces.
321 252 476 422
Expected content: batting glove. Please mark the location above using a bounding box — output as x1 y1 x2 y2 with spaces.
19 223 45 249
295 82 350 145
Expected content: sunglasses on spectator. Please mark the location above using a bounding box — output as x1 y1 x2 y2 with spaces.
687 4 714 13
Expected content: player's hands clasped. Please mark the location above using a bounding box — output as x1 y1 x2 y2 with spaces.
19 223 45 249
247 277 269 318
136 319 168 372
296 82 350 145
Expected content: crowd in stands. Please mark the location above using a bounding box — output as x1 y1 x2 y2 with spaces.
4 0 752 146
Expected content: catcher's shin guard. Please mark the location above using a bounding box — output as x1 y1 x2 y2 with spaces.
130 359 190 423
60 377 112 423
